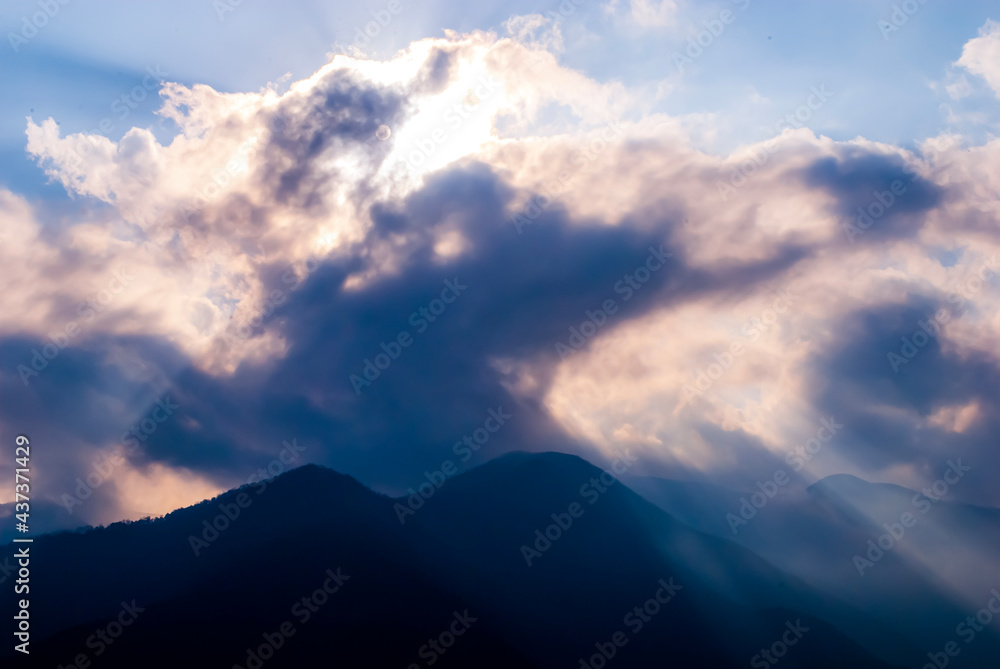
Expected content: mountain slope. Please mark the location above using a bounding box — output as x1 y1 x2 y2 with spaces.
630 472 1000 667
1 454 908 668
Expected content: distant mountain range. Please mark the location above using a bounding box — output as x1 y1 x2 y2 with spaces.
627 471 1000 667
4 451 996 667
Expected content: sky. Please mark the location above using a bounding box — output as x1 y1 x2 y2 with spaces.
0 0 998 532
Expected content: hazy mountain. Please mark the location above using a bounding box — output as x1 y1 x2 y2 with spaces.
2 453 911 667
629 473 1000 667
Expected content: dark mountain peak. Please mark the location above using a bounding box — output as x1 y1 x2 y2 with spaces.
434 449 607 503
265 461 361 489
486 449 598 471
215 461 372 504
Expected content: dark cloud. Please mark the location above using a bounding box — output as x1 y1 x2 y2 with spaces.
256 72 409 208
7 76 999 538
805 298 1000 504
803 150 944 243
0 147 827 521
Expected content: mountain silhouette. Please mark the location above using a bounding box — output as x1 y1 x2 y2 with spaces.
2 453 911 668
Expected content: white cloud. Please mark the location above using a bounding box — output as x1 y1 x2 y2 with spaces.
604 0 678 27
11 27 1000 496
956 19 1000 97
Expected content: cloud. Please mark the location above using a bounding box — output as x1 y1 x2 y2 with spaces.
604 0 678 27
956 19 1000 97
504 14 565 53
4 26 1000 533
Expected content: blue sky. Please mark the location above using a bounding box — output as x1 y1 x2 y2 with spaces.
2 0 998 197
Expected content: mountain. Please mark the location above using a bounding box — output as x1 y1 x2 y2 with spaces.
2 453 909 668
629 473 1000 667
